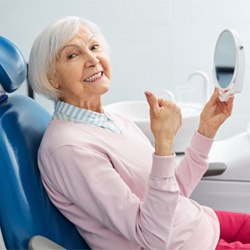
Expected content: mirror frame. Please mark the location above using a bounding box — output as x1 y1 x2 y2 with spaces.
213 29 245 102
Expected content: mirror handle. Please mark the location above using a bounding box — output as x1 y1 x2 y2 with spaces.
218 88 234 102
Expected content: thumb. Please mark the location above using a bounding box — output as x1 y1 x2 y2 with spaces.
144 91 158 114
209 88 220 104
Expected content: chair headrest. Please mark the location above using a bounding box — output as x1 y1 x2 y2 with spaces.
0 36 27 93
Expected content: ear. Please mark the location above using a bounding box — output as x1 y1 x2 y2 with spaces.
50 79 59 89
49 72 60 89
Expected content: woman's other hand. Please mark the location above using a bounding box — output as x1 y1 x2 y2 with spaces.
198 88 234 138
145 91 182 156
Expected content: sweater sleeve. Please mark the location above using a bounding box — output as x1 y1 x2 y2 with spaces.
174 131 214 197
44 145 179 250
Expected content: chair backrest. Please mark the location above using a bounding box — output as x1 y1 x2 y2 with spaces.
0 36 90 249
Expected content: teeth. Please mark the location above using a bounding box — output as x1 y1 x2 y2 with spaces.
84 72 102 82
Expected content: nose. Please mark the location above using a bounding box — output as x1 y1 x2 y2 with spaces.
84 51 99 67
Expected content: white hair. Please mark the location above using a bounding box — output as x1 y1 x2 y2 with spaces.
28 16 109 101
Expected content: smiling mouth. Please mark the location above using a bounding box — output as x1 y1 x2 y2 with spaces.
84 72 103 83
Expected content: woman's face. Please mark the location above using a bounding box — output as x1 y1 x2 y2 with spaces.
51 25 112 111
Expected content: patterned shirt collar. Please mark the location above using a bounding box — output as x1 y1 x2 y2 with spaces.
52 101 121 133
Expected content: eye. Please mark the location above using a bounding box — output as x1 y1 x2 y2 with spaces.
90 44 99 51
67 53 78 60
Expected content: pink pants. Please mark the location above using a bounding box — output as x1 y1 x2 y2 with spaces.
215 210 250 249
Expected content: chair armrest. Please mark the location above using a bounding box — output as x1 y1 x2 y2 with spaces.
203 162 227 177
28 235 66 250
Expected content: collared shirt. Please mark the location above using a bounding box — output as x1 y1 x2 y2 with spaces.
52 101 121 133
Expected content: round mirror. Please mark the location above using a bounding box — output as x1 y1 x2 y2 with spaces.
213 29 245 101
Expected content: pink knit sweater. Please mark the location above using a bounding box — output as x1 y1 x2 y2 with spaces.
38 113 219 250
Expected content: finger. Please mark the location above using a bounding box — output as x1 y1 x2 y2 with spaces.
144 91 159 113
208 88 220 104
158 98 168 108
225 95 234 115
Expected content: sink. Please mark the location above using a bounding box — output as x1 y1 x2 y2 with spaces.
105 101 201 153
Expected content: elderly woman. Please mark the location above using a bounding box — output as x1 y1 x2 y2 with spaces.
28 16 250 250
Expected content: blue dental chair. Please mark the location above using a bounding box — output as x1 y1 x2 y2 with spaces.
0 36 90 249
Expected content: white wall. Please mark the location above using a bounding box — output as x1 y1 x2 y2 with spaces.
1 0 250 140
170 0 250 139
